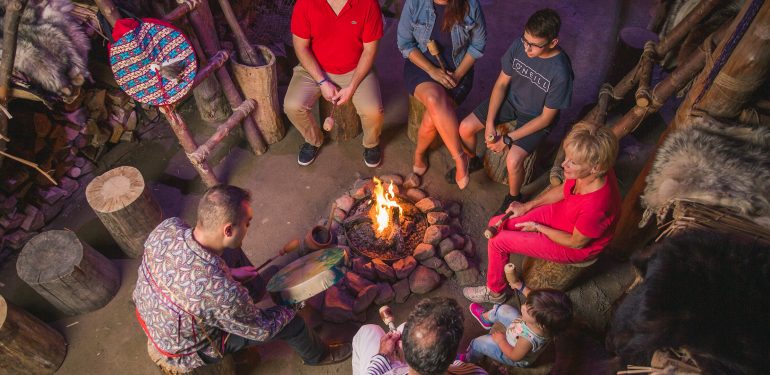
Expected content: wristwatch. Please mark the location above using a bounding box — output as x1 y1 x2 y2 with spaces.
503 134 514 148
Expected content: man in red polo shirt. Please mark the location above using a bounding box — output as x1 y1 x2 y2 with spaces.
285 0 385 167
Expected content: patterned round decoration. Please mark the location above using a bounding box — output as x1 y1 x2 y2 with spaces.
109 20 197 106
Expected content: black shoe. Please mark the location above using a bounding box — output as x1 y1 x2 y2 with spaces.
298 143 320 166
495 194 521 216
446 156 483 184
303 342 353 366
363 145 382 167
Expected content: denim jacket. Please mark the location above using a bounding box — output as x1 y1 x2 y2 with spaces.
397 0 487 68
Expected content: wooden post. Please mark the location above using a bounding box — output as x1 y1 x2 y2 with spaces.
163 0 202 22
148 340 235 375
85 166 164 258
407 95 443 149
93 0 120 27
187 0 267 155
188 99 256 164
635 42 656 107
230 45 286 144
0 295 66 375
0 0 28 169
608 0 770 259
483 121 537 186
188 33 231 123
216 0 265 67
17 230 121 315
320 99 362 142
161 108 220 187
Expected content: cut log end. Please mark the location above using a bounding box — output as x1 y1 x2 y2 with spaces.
86 166 146 213
17 230 82 283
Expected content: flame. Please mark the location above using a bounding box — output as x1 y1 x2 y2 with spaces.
372 177 402 234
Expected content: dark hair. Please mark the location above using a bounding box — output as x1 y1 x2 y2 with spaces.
526 289 573 335
197 185 251 230
442 0 469 32
402 297 464 375
524 8 561 41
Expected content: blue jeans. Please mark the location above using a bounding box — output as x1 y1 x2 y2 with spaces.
467 304 529 367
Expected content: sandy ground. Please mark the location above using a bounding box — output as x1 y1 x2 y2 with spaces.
0 0 665 373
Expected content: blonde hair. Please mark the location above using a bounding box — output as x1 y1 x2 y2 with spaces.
563 122 618 176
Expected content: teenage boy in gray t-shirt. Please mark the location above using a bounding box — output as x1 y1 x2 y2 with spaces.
450 8 574 214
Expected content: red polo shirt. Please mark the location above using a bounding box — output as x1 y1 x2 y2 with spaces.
291 0 383 74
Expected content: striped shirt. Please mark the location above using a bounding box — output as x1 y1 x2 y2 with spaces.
366 354 488 375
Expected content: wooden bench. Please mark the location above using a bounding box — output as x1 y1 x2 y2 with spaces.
0 295 66 374
320 99 362 142
483 121 538 186
522 257 598 291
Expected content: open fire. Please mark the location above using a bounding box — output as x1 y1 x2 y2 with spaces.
371 177 402 236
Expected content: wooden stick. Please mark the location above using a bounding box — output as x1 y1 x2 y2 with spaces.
187 0 267 155
216 0 265 66
191 50 230 88
325 202 337 234
0 0 27 167
635 41 656 107
163 0 202 22
93 0 120 28
187 99 256 165
160 107 220 187
426 40 446 71
0 150 57 185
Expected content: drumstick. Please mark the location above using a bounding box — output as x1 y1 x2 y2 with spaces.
483 211 514 239
323 102 337 131
325 202 337 234
426 40 446 72
504 263 519 286
379 305 397 332
255 245 298 272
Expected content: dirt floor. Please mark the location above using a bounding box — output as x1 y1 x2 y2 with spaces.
0 0 669 373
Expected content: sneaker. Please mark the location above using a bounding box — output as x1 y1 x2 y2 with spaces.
445 156 484 184
469 303 493 330
494 194 521 216
462 285 508 304
363 146 382 167
298 143 320 166
304 342 353 366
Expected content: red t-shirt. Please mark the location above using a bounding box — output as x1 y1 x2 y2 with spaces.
550 169 621 257
291 0 384 74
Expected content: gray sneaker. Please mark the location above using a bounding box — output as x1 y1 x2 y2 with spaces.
462 285 507 304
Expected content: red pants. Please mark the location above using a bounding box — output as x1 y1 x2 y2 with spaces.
485 205 595 293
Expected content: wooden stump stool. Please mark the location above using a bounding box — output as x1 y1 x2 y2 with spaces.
522 257 598 291
17 230 120 315
407 95 443 149
148 340 235 375
483 121 537 185
0 295 66 374
230 45 286 144
86 166 163 258
320 99 361 142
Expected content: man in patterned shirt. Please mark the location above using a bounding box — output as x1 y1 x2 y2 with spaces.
133 185 351 371
351 297 487 375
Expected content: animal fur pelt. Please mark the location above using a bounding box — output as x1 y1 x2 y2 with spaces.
641 116 770 227
0 0 91 98
608 231 770 374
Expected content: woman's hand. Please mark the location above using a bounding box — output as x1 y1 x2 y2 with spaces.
491 330 507 346
515 221 541 232
506 201 529 218
428 67 457 89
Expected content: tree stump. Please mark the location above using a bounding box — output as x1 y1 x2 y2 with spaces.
17 230 121 315
407 95 442 149
148 340 235 375
320 99 361 142
230 45 286 144
483 121 538 185
521 257 597 291
85 166 163 258
0 295 67 375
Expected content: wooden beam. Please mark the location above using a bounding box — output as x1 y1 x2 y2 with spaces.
216 0 265 66
188 99 256 166
162 0 202 23
0 0 28 167
160 107 219 187
93 0 120 28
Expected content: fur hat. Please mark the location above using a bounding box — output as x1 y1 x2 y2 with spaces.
109 18 197 106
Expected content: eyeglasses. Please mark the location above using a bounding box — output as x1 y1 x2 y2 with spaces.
521 35 549 50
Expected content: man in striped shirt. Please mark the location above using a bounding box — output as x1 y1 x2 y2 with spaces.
352 297 488 375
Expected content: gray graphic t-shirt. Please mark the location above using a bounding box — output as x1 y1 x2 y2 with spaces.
501 38 573 118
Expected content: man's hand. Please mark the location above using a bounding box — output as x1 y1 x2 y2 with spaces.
486 138 506 153
514 221 540 232
378 331 402 358
484 123 498 143
231 266 258 282
491 330 507 346
333 85 356 105
320 80 339 102
428 67 456 89
506 201 529 218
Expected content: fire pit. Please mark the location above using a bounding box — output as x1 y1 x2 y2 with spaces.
301 173 483 324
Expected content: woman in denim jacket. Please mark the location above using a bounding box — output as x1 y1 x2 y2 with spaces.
397 0 486 189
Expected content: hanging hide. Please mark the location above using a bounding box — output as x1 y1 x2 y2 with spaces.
641 116 770 228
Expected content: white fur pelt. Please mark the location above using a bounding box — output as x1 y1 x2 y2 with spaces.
642 116 770 226
0 0 91 97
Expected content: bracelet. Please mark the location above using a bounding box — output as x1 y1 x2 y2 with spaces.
317 78 329 86
518 280 526 293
